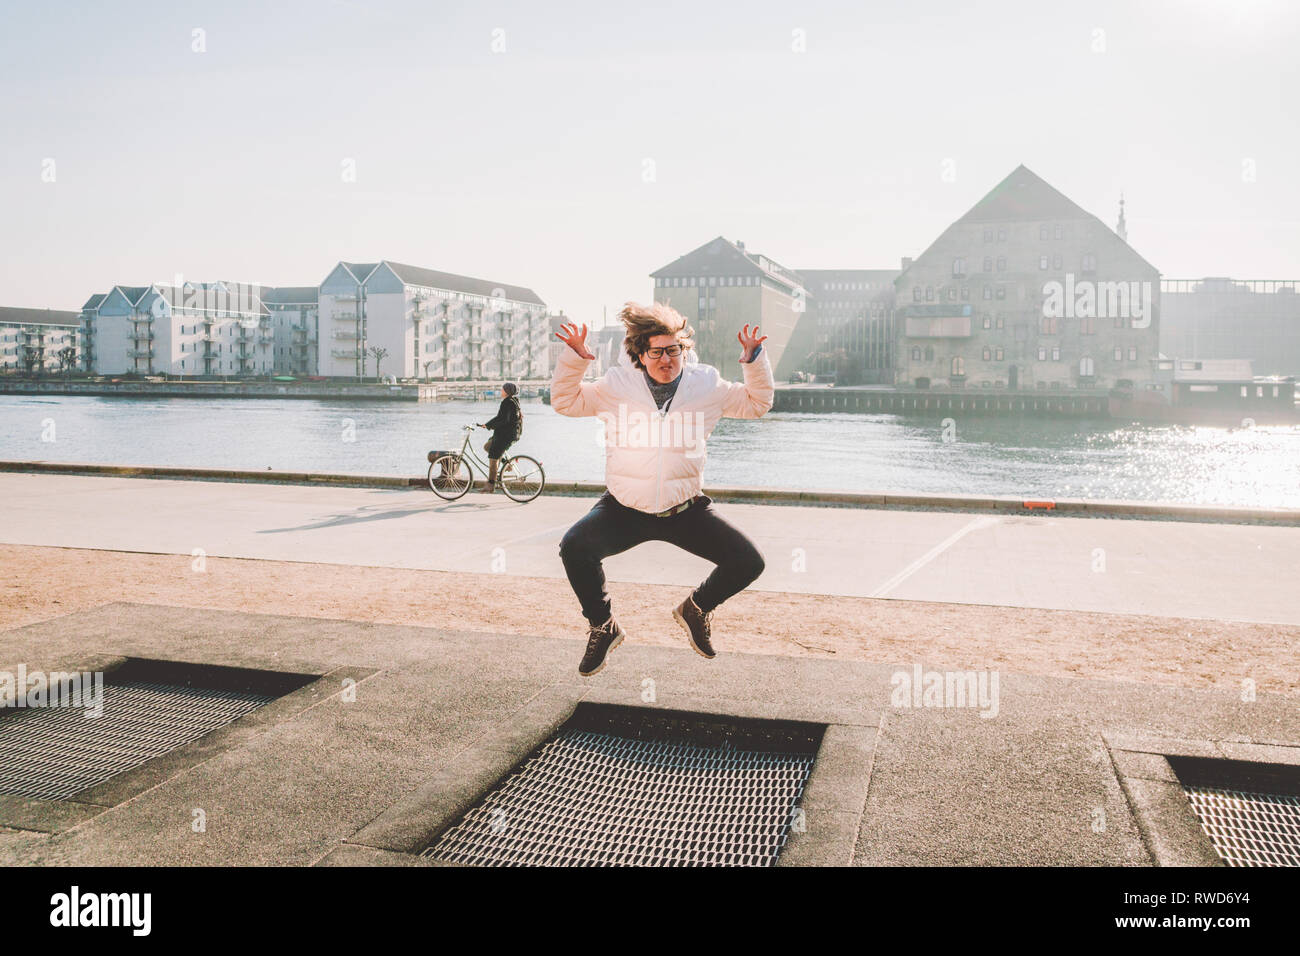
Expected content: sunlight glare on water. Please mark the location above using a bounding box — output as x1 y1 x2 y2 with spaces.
1 396 1297 509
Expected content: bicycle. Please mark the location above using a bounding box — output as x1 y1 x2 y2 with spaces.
427 425 545 503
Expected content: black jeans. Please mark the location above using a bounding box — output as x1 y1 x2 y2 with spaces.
559 491 765 626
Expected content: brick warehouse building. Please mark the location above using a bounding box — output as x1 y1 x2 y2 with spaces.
894 165 1160 391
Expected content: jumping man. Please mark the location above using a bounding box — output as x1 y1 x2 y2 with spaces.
552 301 773 676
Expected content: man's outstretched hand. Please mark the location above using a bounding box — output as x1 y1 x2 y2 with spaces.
556 322 596 360
738 324 768 363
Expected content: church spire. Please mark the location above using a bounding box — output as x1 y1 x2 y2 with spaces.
1116 193 1128 243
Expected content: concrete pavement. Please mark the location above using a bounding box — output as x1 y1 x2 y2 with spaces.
1 472 1298 625
1 602 1294 866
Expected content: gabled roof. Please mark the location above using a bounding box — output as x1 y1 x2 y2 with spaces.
113 286 150 305
156 282 270 315
0 306 80 327
898 164 1160 283
651 236 803 292
381 261 545 307
957 165 1094 223
81 293 108 311
340 262 381 284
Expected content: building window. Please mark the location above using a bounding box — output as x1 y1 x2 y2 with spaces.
953 257 966 275
925 286 934 301
1039 256 1049 270
1080 316 1095 335
1040 225 1050 240
914 287 922 301
982 347 991 361
961 287 969 301
1080 357 1094 376
1114 347 1123 361
1038 347 1047 361
912 347 921 361
947 288 957 301
982 315 991 329
1052 254 1062 270
925 346 935 362
1128 347 1137 361
995 314 1005 329
1052 347 1061 361
983 286 992 300
995 348 1004 361
1054 225 1063 240
998 228 1007 241
995 285 1006 300
982 257 992 272
984 228 994 242
951 357 964 375
1082 253 1096 272
996 257 1006 272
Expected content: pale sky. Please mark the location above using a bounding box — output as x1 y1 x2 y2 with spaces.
2 0 1297 323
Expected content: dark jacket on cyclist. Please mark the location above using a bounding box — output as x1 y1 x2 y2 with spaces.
483 394 522 459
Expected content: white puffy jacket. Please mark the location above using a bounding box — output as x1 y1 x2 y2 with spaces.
551 342 775 514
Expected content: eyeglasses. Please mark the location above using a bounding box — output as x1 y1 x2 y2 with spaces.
643 345 686 359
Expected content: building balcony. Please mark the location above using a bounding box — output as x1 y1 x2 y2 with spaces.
333 311 358 320
331 349 358 359
129 331 155 342
332 330 359 340
127 348 154 359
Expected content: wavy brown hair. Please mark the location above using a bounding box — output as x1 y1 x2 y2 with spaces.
619 301 696 369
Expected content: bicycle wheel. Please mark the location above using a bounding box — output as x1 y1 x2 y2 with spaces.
428 455 473 500
499 455 545 503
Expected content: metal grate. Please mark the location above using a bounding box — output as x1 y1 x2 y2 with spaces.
0 678 275 801
1170 757 1300 868
423 707 821 866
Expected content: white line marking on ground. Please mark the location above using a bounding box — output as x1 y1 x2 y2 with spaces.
869 515 1000 598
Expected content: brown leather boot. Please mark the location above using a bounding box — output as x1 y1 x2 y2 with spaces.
673 595 716 659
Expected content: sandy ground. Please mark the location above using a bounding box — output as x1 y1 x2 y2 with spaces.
0 542 1293 697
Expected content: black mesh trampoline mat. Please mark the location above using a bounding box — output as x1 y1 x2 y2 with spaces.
423 706 824 867
0 659 312 802
1169 756 1300 868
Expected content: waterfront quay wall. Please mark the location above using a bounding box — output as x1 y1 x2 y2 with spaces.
0 380 547 402
774 386 1111 417
4 460 1298 526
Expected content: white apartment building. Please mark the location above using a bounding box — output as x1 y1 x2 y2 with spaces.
82 282 276 377
0 307 80 374
262 287 319 376
319 261 549 380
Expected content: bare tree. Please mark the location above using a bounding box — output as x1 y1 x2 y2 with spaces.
58 345 76 381
368 345 388 382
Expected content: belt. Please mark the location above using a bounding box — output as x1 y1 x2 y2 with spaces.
652 495 703 518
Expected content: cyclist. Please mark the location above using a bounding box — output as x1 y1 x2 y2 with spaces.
552 302 772 676
478 382 522 492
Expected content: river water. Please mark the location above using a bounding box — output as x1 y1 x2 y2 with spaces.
2 395 1298 508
